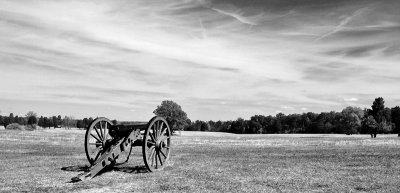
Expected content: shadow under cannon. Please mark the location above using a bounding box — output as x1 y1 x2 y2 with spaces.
62 164 150 183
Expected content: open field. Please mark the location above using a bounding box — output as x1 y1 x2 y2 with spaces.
0 130 399 192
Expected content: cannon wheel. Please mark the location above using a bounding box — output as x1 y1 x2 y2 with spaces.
85 117 133 165
142 116 171 172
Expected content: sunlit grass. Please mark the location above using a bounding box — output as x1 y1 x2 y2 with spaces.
0 130 399 192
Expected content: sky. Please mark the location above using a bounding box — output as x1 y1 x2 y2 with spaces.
0 0 399 121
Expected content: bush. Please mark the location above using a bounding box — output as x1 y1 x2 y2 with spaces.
5 123 25 130
25 124 37 131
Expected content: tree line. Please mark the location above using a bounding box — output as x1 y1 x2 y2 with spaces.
185 98 400 137
1 98 400 137
0 111 99 130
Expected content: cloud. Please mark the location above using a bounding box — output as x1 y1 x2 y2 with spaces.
315 6 371 41
210 7 260 25
0 0 399 120
281 105 294 110
302 62 369 82
344 98 359 102
323 43 387 57
0 51 81 74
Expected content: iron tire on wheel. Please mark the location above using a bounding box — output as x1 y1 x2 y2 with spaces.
142 116 171 172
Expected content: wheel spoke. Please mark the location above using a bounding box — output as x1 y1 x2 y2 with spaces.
149 131 156 143
152 124 157 140
150 147 155 166
158 121 162 138
104 122 108 140
93 149 103 162
99 122 104 140
154 121 159 138
89 142 102 145
159 121 164 131
90 133 101 142
147 141 155 146
93 126 102 140
160 126 167 137
157 150 163 166
158 121 164 138
159 149 167 158
155 150 158 168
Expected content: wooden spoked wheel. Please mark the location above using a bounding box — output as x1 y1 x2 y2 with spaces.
84 118 133 166
142 116 171 172
85 117 113 165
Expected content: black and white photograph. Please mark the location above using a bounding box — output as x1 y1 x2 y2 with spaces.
0 0 399 192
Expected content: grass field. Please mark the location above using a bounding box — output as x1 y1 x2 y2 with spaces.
0 130 399 192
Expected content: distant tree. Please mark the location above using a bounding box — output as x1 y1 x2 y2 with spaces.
2 116 10 127
0 116 3 127
43 117 50 129
9 113 15 124
186 120 200 131
275 113 286 133
230 118 246 134
273 119 283 134
249 120 262 134
250 115 263 133
88 117 94 126
48 117 54 129
363 115 377 138
391 106 400 137
25 111 37 119
26 111 37 127
200 121 210 132
82 118 89 128
304 112 318 133
184 119 192 131
57 115 62 127
368 97 389 137
52 116 63 128
381 107 393 134
212 120 223 132
27 115 37 125
52 116 57 128
153 100 189 132
76 120 85 129
341 107 364 135
300 113 312 133
14 116 24 125
62 116 75 129
38 116 44 127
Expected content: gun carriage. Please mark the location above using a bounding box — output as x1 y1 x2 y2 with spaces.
73 116 171 181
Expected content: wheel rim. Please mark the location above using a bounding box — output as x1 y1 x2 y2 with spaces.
142 117 171 172
84 117 113 165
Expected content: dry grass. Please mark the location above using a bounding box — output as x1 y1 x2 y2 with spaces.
0 130 399 192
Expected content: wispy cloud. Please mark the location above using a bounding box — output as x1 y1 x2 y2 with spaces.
315 6 371 41
323 43 387 57
344 98 359 102
302 62 369 82
0 0 399 120
210 7 260 25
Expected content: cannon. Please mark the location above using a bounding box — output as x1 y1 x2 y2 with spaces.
72 116 171 181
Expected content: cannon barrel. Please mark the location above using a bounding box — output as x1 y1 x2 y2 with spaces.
109 124 147 138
